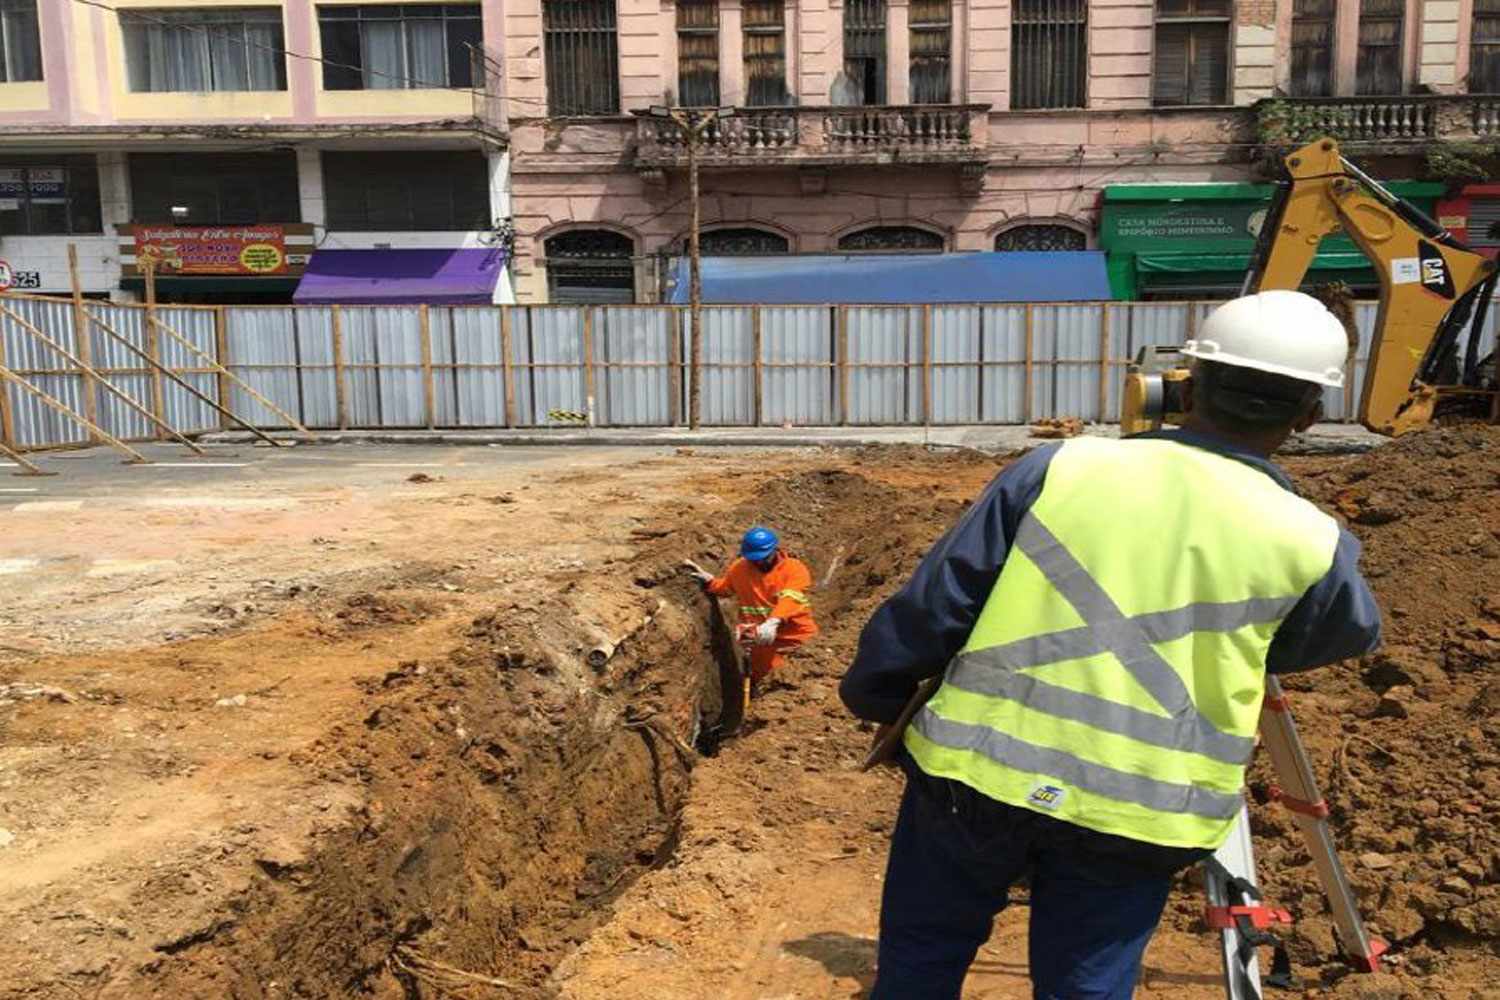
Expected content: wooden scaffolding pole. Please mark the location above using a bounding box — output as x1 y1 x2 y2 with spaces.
146 312 315 437
83 308 286 449
0 302 204 455
142 262 168 438
0 439 53 477
0 363 147 463
66 245 101 441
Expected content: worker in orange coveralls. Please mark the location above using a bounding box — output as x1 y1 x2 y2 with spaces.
683 526 819 686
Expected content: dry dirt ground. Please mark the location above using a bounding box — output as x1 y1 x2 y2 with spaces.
1 433 1496 1000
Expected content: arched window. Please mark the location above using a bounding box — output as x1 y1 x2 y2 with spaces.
837 226 945 253
994 224 1087 252
700 227 790 255
544 229 635 303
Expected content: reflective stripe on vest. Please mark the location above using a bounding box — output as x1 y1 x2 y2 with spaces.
905 437 1339 850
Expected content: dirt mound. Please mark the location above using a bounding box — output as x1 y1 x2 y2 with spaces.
1258 424 1500 987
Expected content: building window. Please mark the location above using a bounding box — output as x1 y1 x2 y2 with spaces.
844 0 886 105
1474 0 1500 93
837 226 944 252
1356 0 1404 95
1010 0 1086 110
1289 0 1334 97
744 0 788 106
909 0 952 104
129 152 299 224
995 224 1087 251
545 229 635 304
700 227 789 255
318 3 480 91
122 8 287 93
0 0 41 83
0 157 101 235
543 0 619 115
676 0 719 106
322 151 489 230
1152 0 1231 107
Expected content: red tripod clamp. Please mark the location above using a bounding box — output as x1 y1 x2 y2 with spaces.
1204 904 1294 931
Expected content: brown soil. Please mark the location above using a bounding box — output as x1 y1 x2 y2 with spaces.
3 431 1497 1000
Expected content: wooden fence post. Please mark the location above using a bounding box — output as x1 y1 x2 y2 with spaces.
751 305 763 427
668 307 682 426
1098 305 1111 422
837 305 850 426
67 245 100 441
0 309 15 451
582 306 596 427
331 305 348 430
921 304 933 426
500 306 517 429
213 306 231 428
1023 304 1035 424
419 304 436 430
143 263 167 438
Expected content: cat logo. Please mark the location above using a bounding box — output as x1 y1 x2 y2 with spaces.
1028 784 1066 812
1417 240 1455 299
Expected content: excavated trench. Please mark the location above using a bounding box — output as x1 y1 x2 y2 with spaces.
125 462 975 999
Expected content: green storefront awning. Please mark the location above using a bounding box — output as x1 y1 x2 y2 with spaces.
1134 250 1371 274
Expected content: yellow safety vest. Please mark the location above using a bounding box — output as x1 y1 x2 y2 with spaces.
904 437 1340 850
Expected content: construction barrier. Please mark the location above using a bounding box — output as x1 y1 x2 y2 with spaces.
1 294 1494 451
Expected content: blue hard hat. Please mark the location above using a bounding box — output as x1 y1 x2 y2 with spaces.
740 526 779 562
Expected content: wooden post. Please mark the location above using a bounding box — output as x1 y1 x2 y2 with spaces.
213 306 231 428
837 305 850 426
500 306 517 429
921 304 933 426
1023 304 1035 424
0 439 51 477
1098 305 1111 423
668 307 682 426
142 261 168 439
751 305 763 427
67 245 101 441
419 304 436 430
331 305 348 430
0 299 14 452
582 306 596 427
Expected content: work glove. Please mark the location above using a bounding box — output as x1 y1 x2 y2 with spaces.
753 618 781 647
681 560 714 588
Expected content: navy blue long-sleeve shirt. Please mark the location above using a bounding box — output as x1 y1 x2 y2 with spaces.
840 429 1383 725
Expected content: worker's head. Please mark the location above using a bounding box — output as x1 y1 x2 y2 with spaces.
741 526 780 570
1180 290 1349 453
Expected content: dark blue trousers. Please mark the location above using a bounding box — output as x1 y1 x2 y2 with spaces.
871 775 1177 1000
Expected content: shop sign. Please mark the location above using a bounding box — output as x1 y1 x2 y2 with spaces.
0 168 65 208
1109 204 1264 243
123 224 313 277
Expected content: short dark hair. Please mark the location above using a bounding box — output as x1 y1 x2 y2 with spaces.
1191 359 1322 433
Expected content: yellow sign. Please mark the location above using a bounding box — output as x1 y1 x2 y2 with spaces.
239 243 285 274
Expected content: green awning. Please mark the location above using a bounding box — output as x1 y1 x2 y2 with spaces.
1135 250 1371 275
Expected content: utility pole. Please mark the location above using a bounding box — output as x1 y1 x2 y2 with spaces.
649 105 733 430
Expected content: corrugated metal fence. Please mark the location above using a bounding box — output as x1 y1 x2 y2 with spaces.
2 295 1495 449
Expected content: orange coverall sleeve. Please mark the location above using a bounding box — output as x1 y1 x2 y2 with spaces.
705 559 740 597
769 559 814 621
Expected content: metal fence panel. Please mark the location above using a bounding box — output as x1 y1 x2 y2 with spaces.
2 297 91 447
762 306 834 425
157 307 221 434
525 307 586 425
225 308 301 428
450 307 508 427
848 307 918 424
980 305 1027 423
85 302 155 442
597 306 673 426
680 307 749 426
931 305 981 424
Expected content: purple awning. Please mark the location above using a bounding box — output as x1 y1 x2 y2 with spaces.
292 248 505 305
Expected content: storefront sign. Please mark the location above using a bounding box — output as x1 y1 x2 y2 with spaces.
121 224 315 278
0 259 40 291
0 168 65 207
1109 204 1263 243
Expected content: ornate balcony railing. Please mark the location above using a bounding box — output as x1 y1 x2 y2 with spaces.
1258 95 1500 146
634 104 990 171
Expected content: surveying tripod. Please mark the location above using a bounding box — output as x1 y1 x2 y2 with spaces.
1205 676 1387 999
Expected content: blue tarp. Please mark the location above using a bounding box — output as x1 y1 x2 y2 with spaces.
666 252 1113 304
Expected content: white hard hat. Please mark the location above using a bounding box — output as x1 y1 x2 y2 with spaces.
1182 290 1348 388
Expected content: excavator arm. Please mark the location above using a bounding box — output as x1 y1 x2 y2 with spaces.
1123 138 1499 436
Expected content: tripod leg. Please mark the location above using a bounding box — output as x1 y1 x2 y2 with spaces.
1205 807 1264 1000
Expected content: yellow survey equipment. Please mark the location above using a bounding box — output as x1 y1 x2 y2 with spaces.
1122 138 1499 437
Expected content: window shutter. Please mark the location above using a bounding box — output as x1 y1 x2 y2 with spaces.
1153 23 1190 106
1188 22 1228 105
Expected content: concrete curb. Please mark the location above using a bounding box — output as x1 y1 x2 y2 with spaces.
196 427 1384 456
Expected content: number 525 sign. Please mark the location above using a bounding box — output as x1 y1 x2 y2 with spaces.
0 259 42 291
